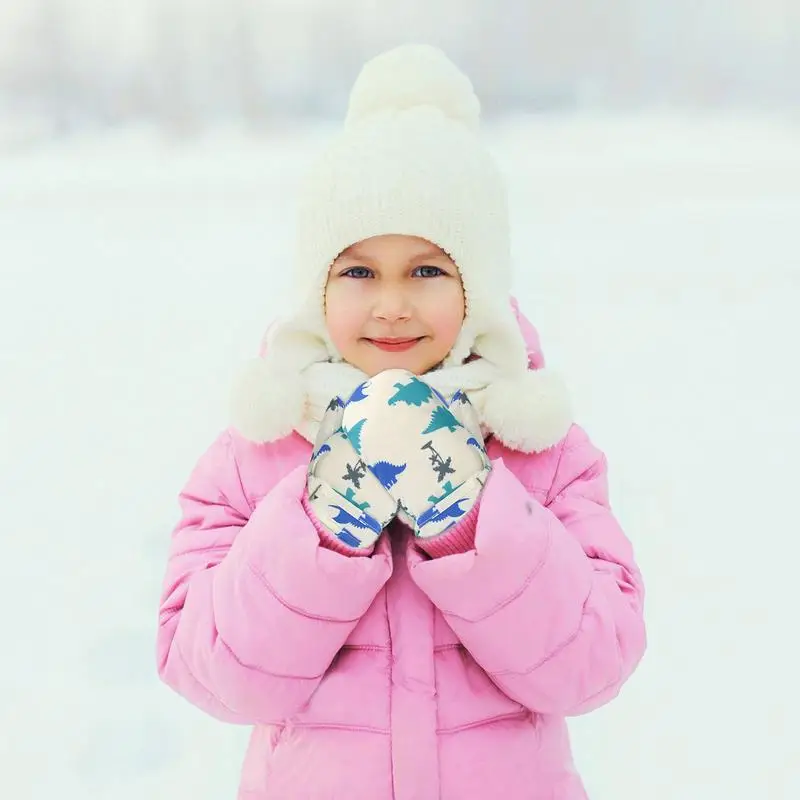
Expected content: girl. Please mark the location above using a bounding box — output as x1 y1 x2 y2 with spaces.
157 44 646 799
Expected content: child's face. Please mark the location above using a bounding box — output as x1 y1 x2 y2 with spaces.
325 234 465 376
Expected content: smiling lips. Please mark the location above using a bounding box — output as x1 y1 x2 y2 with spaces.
366 337 423 352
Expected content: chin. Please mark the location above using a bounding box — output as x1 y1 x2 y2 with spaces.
365 356 430 377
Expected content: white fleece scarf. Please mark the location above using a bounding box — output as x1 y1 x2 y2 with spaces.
298 357 499 445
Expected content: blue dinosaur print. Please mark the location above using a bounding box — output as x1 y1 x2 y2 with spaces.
347 382 371 404
417 496 470 528
327 396 345 411
336 528 362 548
370 460 407 490
329 504 381 534
422 405 462 434
451 390 471 405
388 376 435 407
311 442 331 461
345 418 366 454
466 436 482 449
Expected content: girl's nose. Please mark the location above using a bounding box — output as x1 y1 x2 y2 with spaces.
373 287 412 322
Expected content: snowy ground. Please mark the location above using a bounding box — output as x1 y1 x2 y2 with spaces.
1 111 799 799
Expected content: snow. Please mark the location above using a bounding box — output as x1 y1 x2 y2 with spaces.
1 112 799 798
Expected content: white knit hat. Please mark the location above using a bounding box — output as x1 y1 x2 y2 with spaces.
230 44 572 452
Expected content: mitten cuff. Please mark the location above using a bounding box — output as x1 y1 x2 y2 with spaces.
301 487 377 557
415 499 480 558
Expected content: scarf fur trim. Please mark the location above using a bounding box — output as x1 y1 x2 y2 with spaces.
230 350 572 454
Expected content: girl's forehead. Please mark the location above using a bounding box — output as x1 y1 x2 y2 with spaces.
338 234 450 261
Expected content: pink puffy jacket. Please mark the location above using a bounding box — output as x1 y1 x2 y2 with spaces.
156 317 646 800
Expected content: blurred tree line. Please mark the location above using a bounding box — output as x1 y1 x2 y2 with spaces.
0 0 798 137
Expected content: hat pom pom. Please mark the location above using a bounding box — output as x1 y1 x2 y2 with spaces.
481 369 573 454
230 357 305 443
345 44 481 131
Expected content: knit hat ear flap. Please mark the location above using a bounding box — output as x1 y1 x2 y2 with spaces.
443 298 572 454
230 355 305 443
480 369 572 454
230 314 328 443
443 297 528 371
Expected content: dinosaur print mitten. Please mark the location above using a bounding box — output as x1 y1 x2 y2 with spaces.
306 396 399 550
340 369 491 540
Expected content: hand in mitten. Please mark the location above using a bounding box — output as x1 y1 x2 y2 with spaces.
340 369 491 540
306 396 398 550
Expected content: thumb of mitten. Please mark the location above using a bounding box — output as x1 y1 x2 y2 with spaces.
311 396 345 461
446 389 490 470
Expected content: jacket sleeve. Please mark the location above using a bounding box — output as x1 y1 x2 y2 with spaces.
408 425 646 717
156 430 393 725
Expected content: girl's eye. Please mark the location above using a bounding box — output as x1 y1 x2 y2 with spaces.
342 267 373 279
339 265 446 279
414 265 445 278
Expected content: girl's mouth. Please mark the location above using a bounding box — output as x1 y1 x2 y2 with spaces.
366 337 423 352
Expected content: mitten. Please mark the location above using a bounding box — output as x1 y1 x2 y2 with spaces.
340 369 491 539
306 396 399 550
